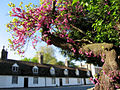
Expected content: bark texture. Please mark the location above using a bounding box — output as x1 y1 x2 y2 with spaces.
83 43 120 90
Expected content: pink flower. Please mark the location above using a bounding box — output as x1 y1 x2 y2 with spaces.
80 9 83 12
108 11 110 15
43 34 48 37
116 77 119 79
93 54 96 57
11 14 18 17
16 7 21 12
103 70 106 75
12 8 16 13
46 39 52 45
90 77 93 81
104 3 107 5
89 51 92 56
101 58 104 62
85 51 89 55
71 48 76 53
115 85 119 89
110 77 113 80
64 19 68 23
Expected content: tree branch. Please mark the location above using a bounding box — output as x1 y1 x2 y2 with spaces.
70 24 86 35
52 0 56 14
75 39 93 44
70 24 94 42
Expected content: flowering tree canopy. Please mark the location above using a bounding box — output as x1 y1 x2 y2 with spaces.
7 0 119 59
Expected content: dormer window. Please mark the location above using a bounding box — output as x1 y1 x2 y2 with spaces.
12 63 19 72
75 69 79 76
32 66 38 74
50 67 55 75
64 69 68 76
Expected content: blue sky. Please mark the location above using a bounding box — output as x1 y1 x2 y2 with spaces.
0 0 81 65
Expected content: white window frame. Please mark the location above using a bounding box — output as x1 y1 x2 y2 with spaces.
77 78 80 83
64 69 68 76
12 63 19 72
65 78 69 84
12 76 18 84
50 67 55 75
32 66 38 74
52 77 56 84
76 69 79 76
33 77 38 84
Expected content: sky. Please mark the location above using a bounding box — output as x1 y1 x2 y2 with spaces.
0 0 81 65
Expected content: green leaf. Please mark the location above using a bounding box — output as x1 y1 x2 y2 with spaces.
72 0 79 5
8 39 13 44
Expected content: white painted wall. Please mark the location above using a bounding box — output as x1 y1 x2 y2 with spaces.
0 75 92 88
46 77 56 86
28 77 59 87
56 78 60 86
28 77 45 87
0 75 24 88
69 78 77 85
61 78 88 86
80 78 84 85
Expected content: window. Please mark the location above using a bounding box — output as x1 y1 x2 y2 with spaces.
64 69 68 76
12 63 19 72
33 77 38 84
66 78 69 84
32 66 38 74
52 78 56 84
76 69 79 76
12 76 18 84
77 78 80 83
50 67 55 76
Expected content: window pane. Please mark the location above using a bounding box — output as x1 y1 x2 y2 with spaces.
52 78 56 84
33 69 38 74
33 77 38 84
12 67 19 72
66 78 69 84
77 78 80 83
12 76 18 84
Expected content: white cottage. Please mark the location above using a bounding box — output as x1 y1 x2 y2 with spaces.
0 46 93 88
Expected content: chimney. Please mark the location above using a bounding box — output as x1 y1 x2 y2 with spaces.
65 58 69 67
80 63 82 67
38 52 43 64
1 46 8 60
87 64 88 69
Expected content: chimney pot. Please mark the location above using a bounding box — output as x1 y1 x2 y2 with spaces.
65 58 69 67
1 46 8 60
38 52 43 64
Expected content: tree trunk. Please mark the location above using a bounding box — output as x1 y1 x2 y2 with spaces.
82 43 120 90
94 49 120 90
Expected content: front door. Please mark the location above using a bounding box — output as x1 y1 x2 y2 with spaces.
59 78 62 86
24 78 28 88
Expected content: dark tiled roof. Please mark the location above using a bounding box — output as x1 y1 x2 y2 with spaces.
0 59 92 78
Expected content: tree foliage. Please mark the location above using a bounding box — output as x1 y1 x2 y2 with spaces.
22 46 57 64
7 0 119 65
21 57 38 63
55 61 65 66
35 46 57 64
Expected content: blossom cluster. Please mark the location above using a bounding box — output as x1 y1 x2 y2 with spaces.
7 0 86 54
